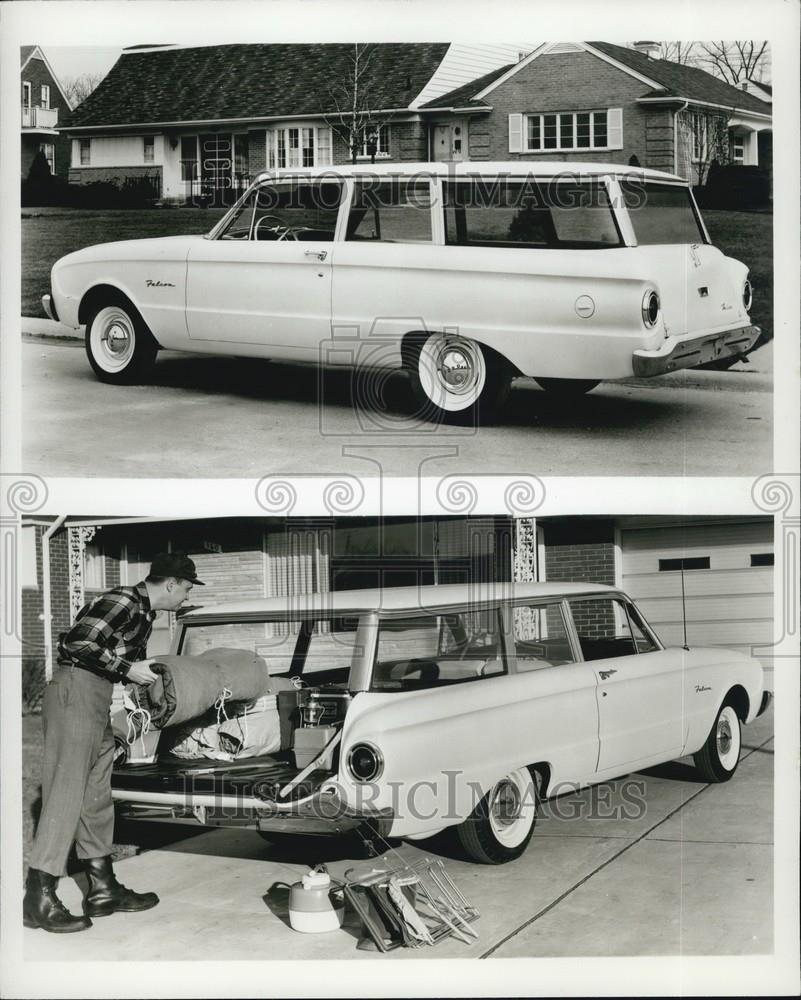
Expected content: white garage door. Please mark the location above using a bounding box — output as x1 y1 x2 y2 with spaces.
621 520 774 681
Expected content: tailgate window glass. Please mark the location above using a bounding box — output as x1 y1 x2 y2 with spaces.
444 179 621 249
513 602 576 671
621 180 706 245
347 179 433 243
372 608 506 691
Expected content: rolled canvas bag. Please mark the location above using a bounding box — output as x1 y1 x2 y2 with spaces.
140 647 272 728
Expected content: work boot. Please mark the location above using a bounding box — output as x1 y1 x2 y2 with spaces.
84 856 159 916
23 868 92 933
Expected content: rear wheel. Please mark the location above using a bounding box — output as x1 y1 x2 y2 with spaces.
534 377 600 395
456 767 539 864
693 701 742 782
85 300 158 384
407 333 512 424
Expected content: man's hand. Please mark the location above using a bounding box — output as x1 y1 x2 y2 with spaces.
126 659 159 686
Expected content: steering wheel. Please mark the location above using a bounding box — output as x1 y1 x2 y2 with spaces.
254 215 289 240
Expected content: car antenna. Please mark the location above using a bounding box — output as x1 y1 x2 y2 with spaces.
680 561 689 650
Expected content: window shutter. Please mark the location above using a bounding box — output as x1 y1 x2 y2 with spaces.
508 113 524 153
607 108 623 150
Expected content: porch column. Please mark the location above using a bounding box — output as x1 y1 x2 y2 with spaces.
512 517 538 583
68 525 97 620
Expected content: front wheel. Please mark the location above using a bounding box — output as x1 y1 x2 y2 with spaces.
693 701 742 782
456 767 539 864
85 301 158 384
408 333 512 425
534 377 600 395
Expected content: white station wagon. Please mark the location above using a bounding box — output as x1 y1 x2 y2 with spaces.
112 582 770 864
43 162 759 422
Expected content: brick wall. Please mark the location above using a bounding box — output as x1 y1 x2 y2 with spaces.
475 50 671 172
21 54 72 179
543 518 616 586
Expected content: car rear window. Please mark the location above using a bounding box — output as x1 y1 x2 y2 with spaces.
444 179 622 249
620 180 707 245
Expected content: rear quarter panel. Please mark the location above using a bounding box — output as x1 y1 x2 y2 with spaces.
336 662 600 837
681 646 764 755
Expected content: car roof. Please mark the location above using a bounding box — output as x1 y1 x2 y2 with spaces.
180 581 619 621
255 161 685 184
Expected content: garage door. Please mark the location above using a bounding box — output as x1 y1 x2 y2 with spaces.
621 520 774 682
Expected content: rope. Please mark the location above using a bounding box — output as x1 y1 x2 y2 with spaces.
214 687 233 727
125 686 153 759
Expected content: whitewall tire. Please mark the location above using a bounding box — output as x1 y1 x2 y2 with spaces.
85 301 158 384
408 333 512 424
693 701 742 782
456 767 539 864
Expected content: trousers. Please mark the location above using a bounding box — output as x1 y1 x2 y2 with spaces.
29 666 116 877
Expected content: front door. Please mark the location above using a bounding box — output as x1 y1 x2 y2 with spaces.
432 119 468 161
568 595 685 772
185 178 343 356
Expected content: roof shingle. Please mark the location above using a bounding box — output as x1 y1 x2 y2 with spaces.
68 43 451 127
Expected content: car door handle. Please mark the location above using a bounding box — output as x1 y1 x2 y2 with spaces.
598 669 617 680
304 250 327 261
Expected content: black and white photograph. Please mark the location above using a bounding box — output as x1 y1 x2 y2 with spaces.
1 0 799 997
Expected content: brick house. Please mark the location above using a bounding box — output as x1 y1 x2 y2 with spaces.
20 515 774 708
422 40 772 184
63 43 527 204
20 45 72 180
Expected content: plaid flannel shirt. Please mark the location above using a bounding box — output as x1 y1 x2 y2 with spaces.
57 582 156 682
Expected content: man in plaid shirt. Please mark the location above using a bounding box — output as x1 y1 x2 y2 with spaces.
24 553 204 934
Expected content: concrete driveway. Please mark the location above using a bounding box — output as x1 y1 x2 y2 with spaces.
24 708 773 962
22 334 771 479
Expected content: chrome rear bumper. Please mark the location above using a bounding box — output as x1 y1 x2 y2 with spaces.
632 324 760 377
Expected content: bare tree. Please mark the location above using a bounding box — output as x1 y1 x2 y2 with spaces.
657 41 698 65
318 44 394 164
62 72 104 109
695 41 770 85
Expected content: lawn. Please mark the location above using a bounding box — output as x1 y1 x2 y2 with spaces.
21 206 227 318
20 205 773 341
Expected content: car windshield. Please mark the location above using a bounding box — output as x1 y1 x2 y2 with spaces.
177 616 363 685
620 180 707 245
372 608 506 691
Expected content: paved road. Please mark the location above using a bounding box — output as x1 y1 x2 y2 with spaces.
23 708 773 963
22 339 771 478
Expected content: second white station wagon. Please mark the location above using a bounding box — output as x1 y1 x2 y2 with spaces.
111 582 770 864
44 162 760 422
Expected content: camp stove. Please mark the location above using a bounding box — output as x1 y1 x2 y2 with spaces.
298 688 351 728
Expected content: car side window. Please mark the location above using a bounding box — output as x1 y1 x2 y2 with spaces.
219 181 343 241
568 597 658 661
346 179 433 243
372 609 505 691
513 602 576 671
443 179 621 249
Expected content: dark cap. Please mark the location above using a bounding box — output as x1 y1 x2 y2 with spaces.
149 552 205 585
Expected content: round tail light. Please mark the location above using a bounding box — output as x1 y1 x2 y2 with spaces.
346 742 383 782
743 279 753 312
642 289 660 328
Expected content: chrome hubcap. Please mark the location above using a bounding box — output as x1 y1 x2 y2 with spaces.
717 719 732 756
103 322 131 357
491 780 522 828
438 347 475 394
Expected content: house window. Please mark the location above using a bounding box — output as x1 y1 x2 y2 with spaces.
658 557 711 571
691 113 708 161
79 138 91 165
526 110 611 151
22 81 31 108
40 84 50 109
750 553 774 567
356 125 390 159
143 136 155 163
83 543 106 591
267 126 333 169
39 142 55 173
731 134 745 163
